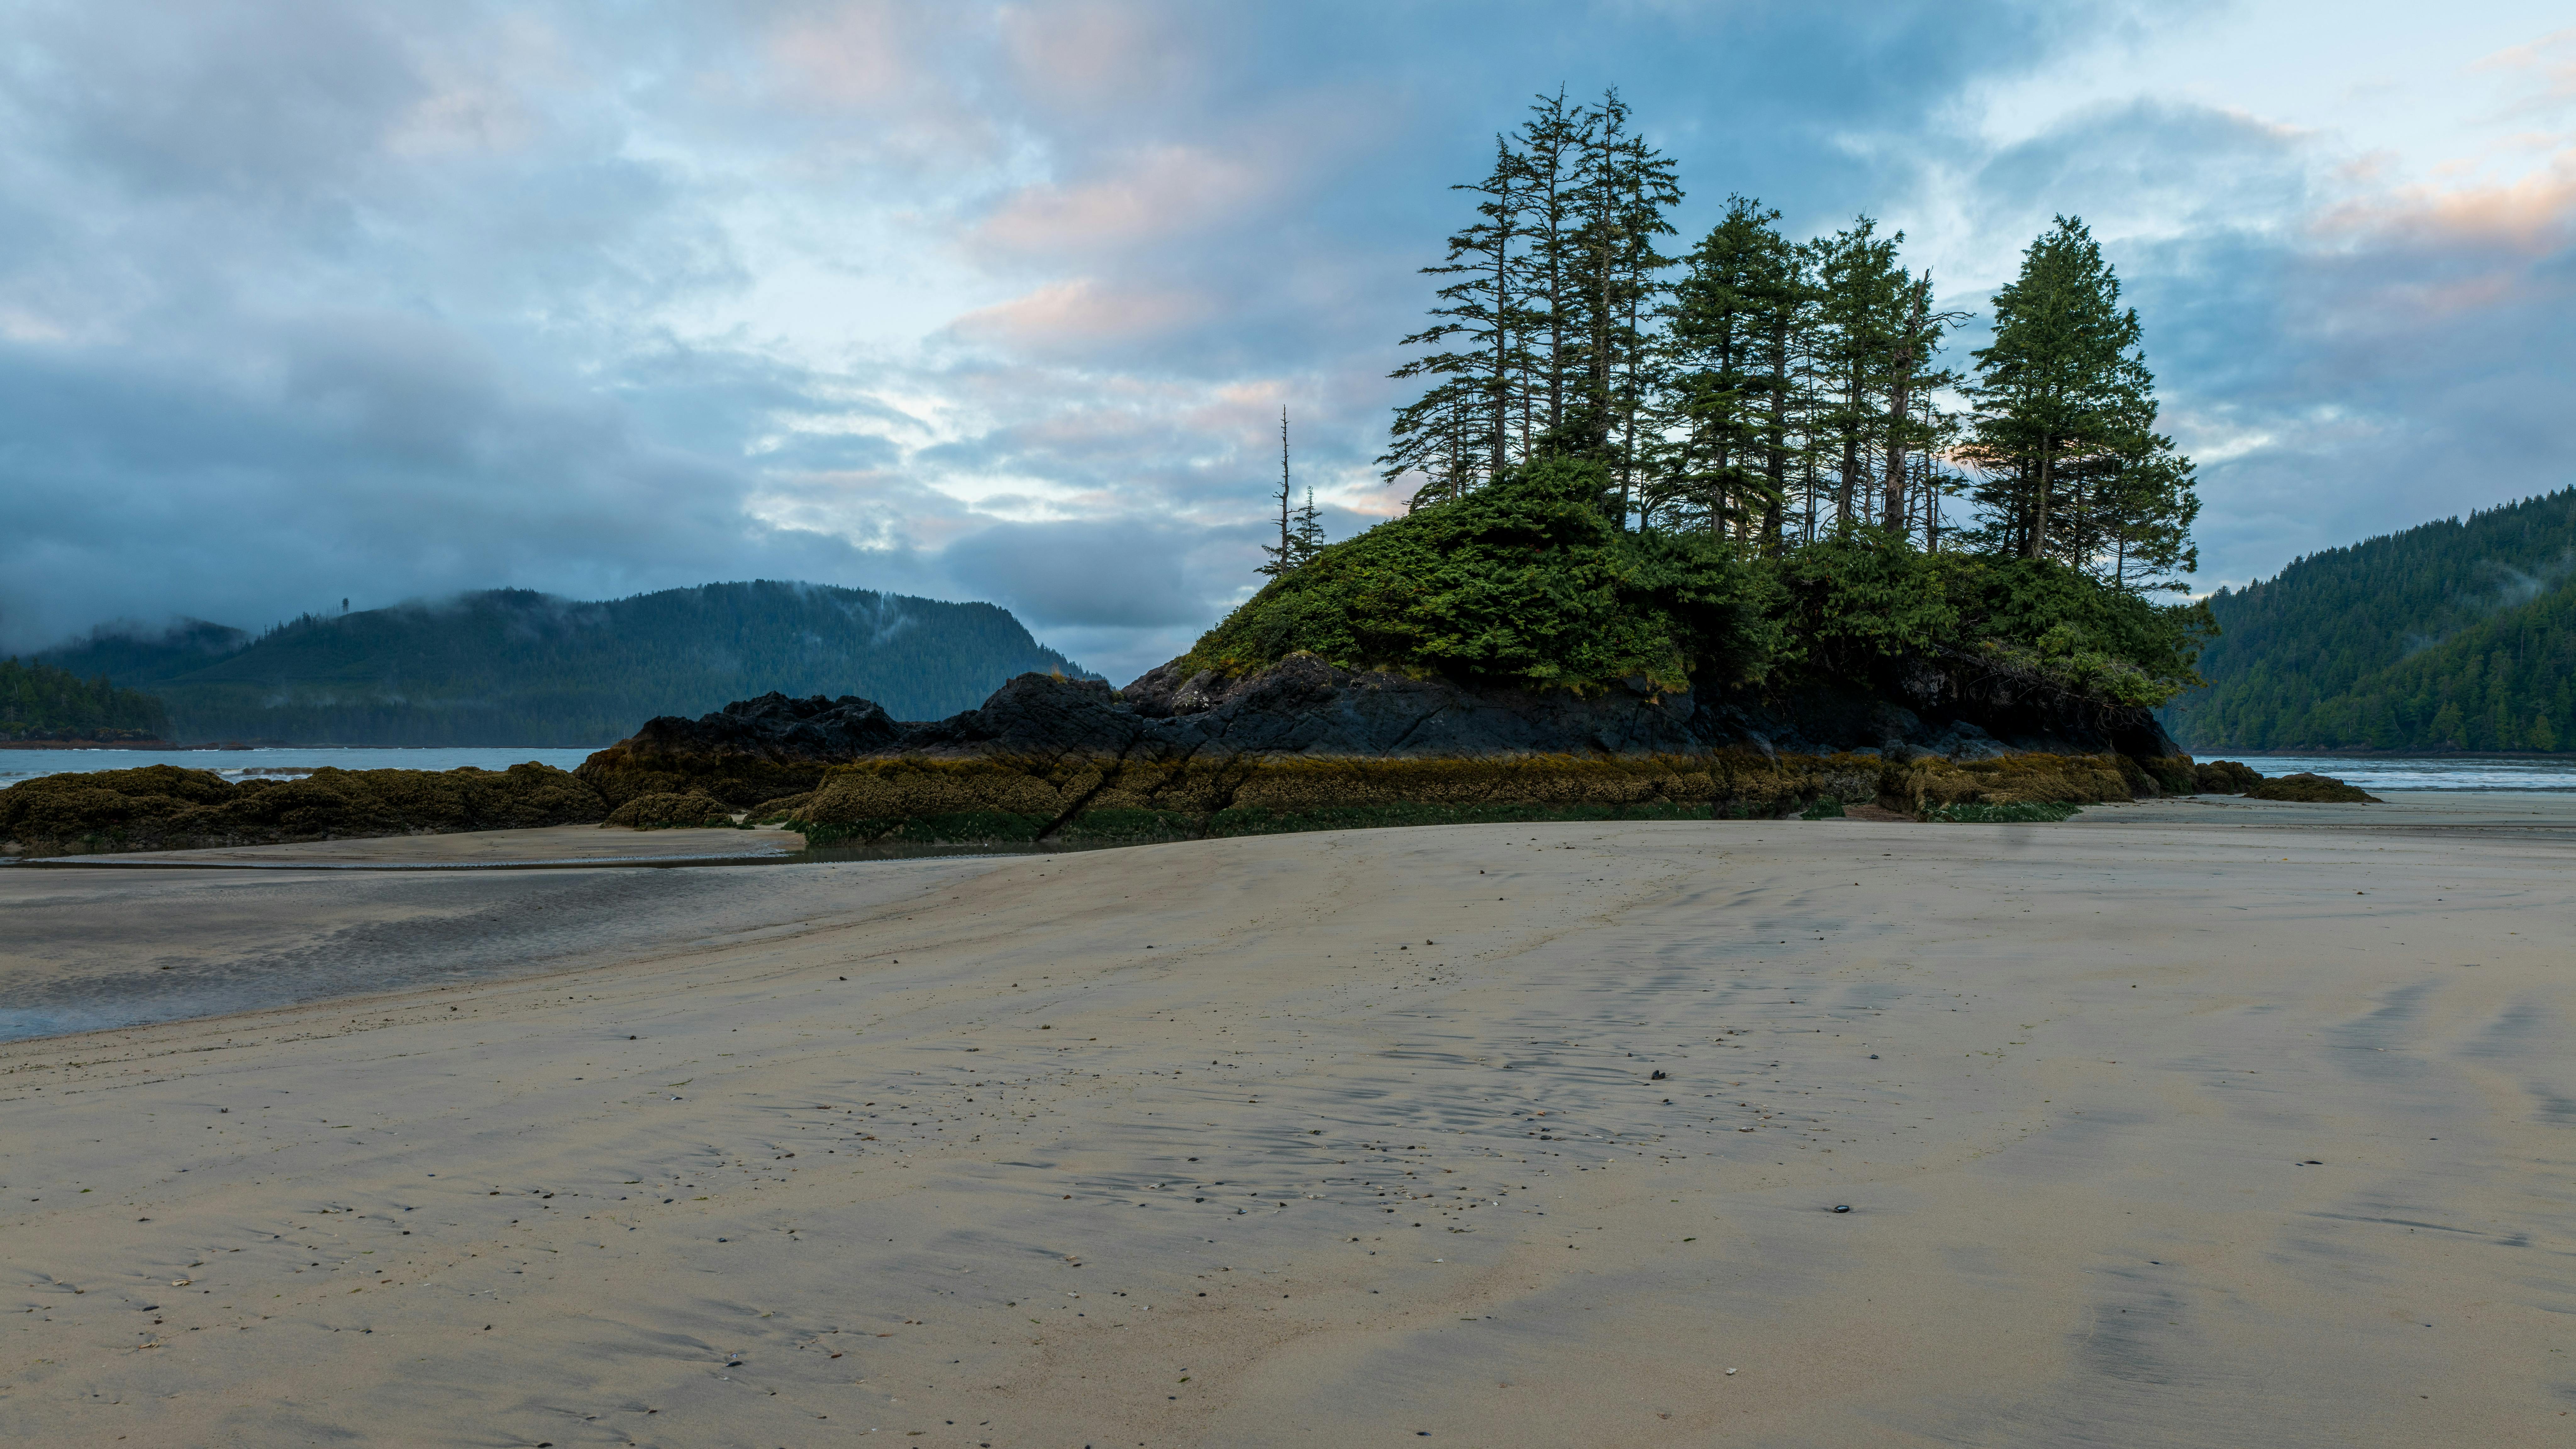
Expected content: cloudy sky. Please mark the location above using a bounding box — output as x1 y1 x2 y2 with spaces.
2 1 2569 681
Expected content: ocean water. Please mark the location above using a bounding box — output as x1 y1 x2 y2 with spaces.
0 745 607 785
2225 754 2576 792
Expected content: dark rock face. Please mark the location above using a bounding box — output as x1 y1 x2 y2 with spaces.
617 691 904 764
1122 652 2177 763
575 692 908 807
900 674 1147 760
1117 653 1707 758
1699 653 2183 763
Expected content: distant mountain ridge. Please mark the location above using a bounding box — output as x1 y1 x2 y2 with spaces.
37 581 1091 746
2163 488 2576 752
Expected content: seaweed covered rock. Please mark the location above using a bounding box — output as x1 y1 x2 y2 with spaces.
748 791 816 821
2195 759 2266 794
0 761 606 856
786 749 1896 848
576 691 902 808
603 791 735 829
1881 753 2139 816
2247 771 2380 803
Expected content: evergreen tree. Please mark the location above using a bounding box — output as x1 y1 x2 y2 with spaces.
1877 270 1967 534
1261 406 1298 576
1293 487 1326 567
1655 196 1801 541
1379 91 2194 596
1382 138 1530 492
1805 219 1901 531
1565 89 1681 523
1963 217 2171 562
1514 90 1588 449
1384 88 1679 521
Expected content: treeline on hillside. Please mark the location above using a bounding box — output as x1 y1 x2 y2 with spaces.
0 658 169 741
2165 488 2576 752
37 582 1089 746
1225 88 2206 706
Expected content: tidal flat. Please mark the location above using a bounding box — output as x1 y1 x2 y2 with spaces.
3 797 2572 1445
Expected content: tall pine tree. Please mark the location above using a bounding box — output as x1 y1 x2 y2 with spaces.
1965 217 2157 562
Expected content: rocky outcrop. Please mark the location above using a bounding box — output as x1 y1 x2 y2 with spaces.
575 691 903 808
0 762 607 857
786 747 2145 849
1118 655 1708 756
580 655 2196 798
594 653 2181 799
2247 771 2379 803
1123 651 2183 763
2194 759 2266 794
603 791 736 828
568 655 2199 848
4 658 2218 858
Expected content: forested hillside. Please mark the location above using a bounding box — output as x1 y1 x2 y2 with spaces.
36 582 1088 746
0 658 169 741
2162 488 2576 752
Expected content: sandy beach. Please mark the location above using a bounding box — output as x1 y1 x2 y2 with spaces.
4 797 2572 1446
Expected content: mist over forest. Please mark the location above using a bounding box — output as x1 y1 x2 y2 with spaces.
26 582 1087 746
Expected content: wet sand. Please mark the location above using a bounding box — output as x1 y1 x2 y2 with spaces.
3 800 2573 1445
43 822 802 868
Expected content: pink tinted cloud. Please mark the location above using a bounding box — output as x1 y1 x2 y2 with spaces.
974 143 1274 258
2315 148 2576 257
996 1 1207 117
758 2 1004 169
943 276 1209 357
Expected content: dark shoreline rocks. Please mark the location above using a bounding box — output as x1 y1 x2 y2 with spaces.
2246 771 2382 803
574 656 2210 849
0 762 607 858
581 654 2193 808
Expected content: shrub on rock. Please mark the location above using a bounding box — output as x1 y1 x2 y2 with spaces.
1178 458 1777 692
